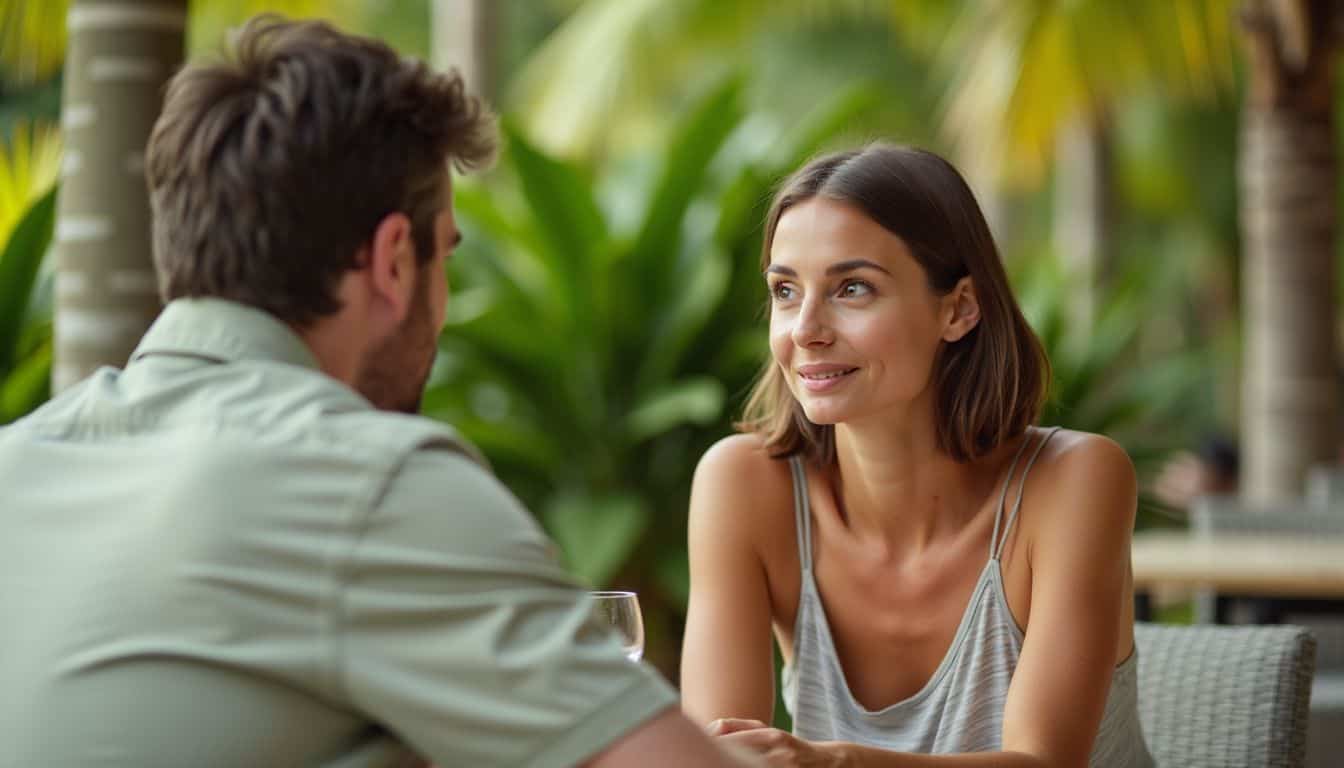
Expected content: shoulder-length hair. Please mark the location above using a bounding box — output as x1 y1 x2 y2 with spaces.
738 143 1049 465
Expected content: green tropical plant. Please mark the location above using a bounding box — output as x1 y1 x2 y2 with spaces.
422 76 876 667
1013 246 1214 525
0 1 66 84
0 186 56 424
0 0 367 75
509 0 896 158
0 121 60 243
0 122 60 424
932 0 1237 185
510 1 1236 170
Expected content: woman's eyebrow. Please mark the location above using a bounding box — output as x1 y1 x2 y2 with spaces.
826 259 891 276
764 260 892 277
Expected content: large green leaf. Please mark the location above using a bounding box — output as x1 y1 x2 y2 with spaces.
0 185 54 374
417 397 561 471
625 376 725 444
628 76 744 297
545 492 651 586
428 339 580 450
502 121 612 426
632 246 732 398
503 120 608 306
0 337 49 423
452 183 552 306
446 270 561 374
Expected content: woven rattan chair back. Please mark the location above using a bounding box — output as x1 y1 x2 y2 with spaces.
1135 623 1316 768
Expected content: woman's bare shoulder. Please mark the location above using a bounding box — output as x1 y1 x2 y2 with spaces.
690 434 796 530
1026 427 1138 537
695 433 791 483
1033 428 1135 489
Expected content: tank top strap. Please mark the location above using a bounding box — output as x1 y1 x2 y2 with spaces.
991 426 1063 562
988 431 1035 560
788 455 814 572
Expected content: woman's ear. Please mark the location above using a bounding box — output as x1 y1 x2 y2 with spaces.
366 212 417 324
942 276 981 342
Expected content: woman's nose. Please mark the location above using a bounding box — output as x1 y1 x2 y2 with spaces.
791 298 833 348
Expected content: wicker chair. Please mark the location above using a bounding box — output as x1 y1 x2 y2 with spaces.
1187 497 1344 767
1135 623 1316 768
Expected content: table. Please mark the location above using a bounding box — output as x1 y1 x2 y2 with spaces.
1132 530 1344 599
1132 530 1344 622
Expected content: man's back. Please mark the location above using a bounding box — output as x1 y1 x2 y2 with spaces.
0 300 676 767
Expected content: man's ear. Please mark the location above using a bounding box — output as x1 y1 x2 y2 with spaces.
366 212 417 324
942 276 980 342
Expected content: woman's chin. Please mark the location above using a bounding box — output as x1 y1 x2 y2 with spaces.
800 402 846 426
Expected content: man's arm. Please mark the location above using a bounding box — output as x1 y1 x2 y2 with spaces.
339 445 694 766
588 708 763 767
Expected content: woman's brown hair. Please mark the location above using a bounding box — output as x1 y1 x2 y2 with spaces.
738 144 1049 465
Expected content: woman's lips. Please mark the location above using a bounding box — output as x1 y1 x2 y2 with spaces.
797 366 859 392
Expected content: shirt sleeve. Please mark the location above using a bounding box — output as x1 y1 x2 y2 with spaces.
336 445 677 767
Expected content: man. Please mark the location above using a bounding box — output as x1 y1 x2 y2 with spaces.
0 17 753 768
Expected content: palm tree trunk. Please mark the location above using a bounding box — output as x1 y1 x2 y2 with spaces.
1053 111 1114 329
1238 0 1340 501
53 0 185 393
431 0 497 102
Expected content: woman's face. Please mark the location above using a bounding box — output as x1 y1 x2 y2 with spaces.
767 197 959 427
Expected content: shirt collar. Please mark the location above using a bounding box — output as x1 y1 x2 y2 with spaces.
130 298 321 371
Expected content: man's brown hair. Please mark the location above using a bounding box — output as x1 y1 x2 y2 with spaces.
739 144 1049 465
146 15 495 326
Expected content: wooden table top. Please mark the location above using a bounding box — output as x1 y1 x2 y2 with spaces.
1132 530 1344 598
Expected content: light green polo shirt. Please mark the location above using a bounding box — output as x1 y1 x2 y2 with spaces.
0 298 675 767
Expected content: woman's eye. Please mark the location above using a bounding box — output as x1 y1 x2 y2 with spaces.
839 280 872 298
770 282 796 301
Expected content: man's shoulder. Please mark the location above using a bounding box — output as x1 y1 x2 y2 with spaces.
334 408 489 470
4 359 488 473
222 361 491 472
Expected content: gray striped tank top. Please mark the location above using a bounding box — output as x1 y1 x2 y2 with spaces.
780 428 1153 766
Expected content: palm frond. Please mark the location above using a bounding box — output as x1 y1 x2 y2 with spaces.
187 0 363 54
0 121 61 250
940 0 1237 187
507 0 665 157
0 0 68 84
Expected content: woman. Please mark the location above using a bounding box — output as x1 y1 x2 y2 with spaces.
681 144 1152 767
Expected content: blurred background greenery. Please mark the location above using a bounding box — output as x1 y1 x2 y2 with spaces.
2 0 1338 684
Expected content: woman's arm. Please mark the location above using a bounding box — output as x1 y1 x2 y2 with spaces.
681 435 781 726
996 433 1137 766
708 433 1138 768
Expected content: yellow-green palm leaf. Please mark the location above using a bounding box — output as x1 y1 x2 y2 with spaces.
0 0 366 82
939 0 1238 185
187 0 363 55
510 0 894 159
0 121 61 250
514 0 1237 181
0 0 67 83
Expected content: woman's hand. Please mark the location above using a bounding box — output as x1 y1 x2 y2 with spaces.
707 718 846 768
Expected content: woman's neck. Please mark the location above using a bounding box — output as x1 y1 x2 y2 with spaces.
831 418 1019 560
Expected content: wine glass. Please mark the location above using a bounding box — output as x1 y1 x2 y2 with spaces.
590 590 645 662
